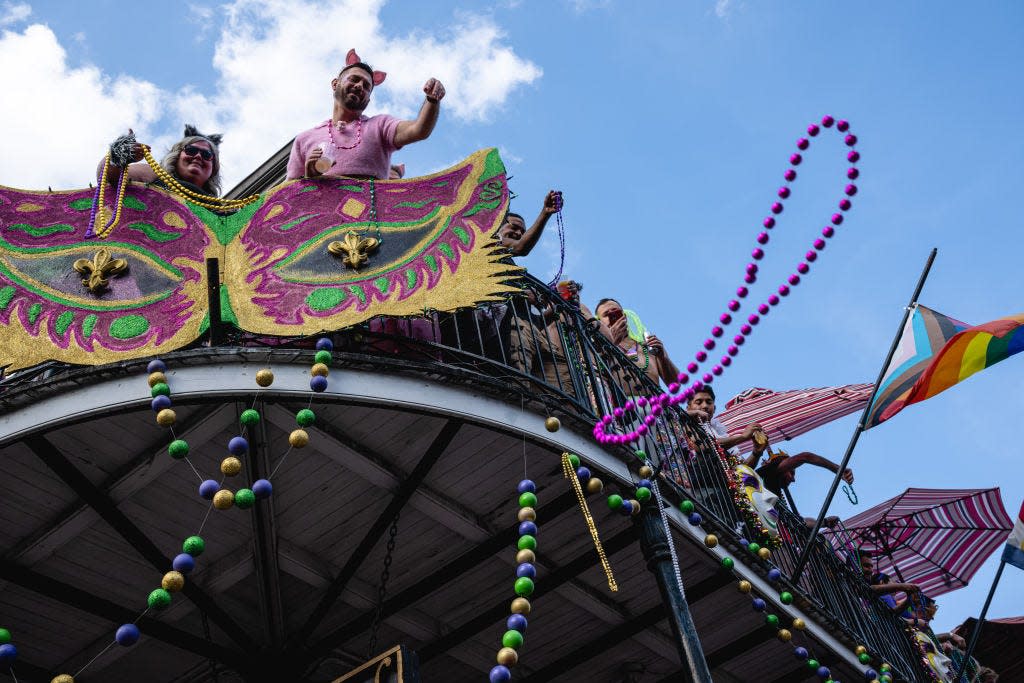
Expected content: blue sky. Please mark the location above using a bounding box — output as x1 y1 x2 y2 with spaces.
1 0 1022 636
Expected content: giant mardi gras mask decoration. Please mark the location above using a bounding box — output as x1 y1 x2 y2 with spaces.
735 464 780 537
911 628 953 682
0 149 514 371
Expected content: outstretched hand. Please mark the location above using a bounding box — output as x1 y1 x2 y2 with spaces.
423 78 446 102
542 190 563 215
841 467 854 484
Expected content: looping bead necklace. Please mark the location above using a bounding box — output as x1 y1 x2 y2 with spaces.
87 154 130 239
327 117 363 151
140 146 261 212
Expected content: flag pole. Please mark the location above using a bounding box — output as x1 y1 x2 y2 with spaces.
790 248 937 582
953 559 1006 681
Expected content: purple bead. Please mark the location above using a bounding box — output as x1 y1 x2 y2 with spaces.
116 623 140 646
744 273 756 284
822 115 835 127
623 399 635 411
807 124 820 136
771 201 784 214
737 286 748 298
814 238 827 249
228 436 249 455
638 479 652 489
794 646 809 660
637 396 648 407
576 466 591 481
310 375 328 392
778 186 791 198
0 643 18 665
728 345 739 356
172 552 196 573
748 314 760 325
507 613 528 632
677 372 689 383
837 119 849 132
848 150 860 162
668 381 680 393
738 538 749 546
712 364 723 376
516 563 537 580
519 521 538 536
763 217 776 229
847 167 859 179
703 338 716 350
756 231 769 244
151 395 172 412
517 479 536 494
839 198 852 211
817 666 831 679
315 337 334 351
620 500 633 514
831 213 844 225
687 362 699 373
806 250 818 262
844 133 858 146
768 294 780 305
711 325 724 337
636 425 648 436
733 335 745 345
845 183 857 196
740 325 752 337
752 598 767 611
767 568 782 581
864 669 878 680
728 299 741 311
797 262 809 274
688 512 703 525
683 388 695 399
784 169 797 181
720 312 732 324
778 285 790 296
696 350 707 362
720 356 731 367
758 303 769 314
752 248 764 260
796 138 809 150
788 274 801 285
702 373 713 384
147 359 166 373
199 479 219 500
790 153 802 165
746 263 758 274
490 665 512 682
251 479 272 499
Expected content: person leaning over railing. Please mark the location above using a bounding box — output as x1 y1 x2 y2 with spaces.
99 124 224 198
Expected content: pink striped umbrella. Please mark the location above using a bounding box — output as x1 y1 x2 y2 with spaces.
717 383 873 454
836 487 1012 598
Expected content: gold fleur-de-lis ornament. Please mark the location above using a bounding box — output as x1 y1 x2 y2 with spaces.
327 230 380 270
73 248 129 294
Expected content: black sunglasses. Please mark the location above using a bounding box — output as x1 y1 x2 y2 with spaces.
182 145 214 161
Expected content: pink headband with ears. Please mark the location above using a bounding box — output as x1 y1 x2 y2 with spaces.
346 48 386 86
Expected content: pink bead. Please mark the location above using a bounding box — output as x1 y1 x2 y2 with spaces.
669 394 683 405
797 262 809 274
728 299 741 312
696 350 707 361
637 396 648 407
687 362 698 373
748 314 760 325
677 372 689 384
720 313 732 324
847 167 859 180
624 399 634 411
721 356 732 367
727 345 739 356
763 217 776 229
790 153 802 165
814 238 826 249
711 325 724 337
692 381 704 391
822 115 835 127
845 184 857 196
733 335 745 345
806 250 817 262
744 273 756 284
644 414 656 425
784 169 797 181
789 274 801 285
758 303 769 314
822 226 835 238
837 119 849 132
768 294 780 305
747 263 758 274
602 414 614 425
712 365 723 376
740 324 752 335
651 405 663 417
703 338 716 350
796 138 809 150
757 232 769 244
839 198 852 211
737 286 748 298
778 186 791 199
778 285 790 296
807 124 820 136
752 248 764 260
668 382 680 393
683 388 695 399
771 202 784 214
848 150 860 163
844 134 857 146
637 425 648 436
614 407 624 418
831 213 843 225
702 373 713 384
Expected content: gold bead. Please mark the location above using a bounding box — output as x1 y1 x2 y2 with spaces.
791 617 806 631
510 597 531 615
51 676 75 683
310 363 329 377
148 371 167 387
496 647 518 666
156 408 176 427
515 550 535 564
544 416 561 432
162 570 185 592
585 477 604 495
737 580 752 593
777 628 792 642
704 534 718 548
854 645 867 656
213 489 235 510
518 507 536 523
289 429 309 448
638 465 654 479
758 547 771 560
629 499 641 515
221 457 242 476
255 369 274 387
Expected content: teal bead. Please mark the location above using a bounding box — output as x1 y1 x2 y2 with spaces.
148 588 172 610
296 408 315 427
502 629 524 650
167 439 189 459
517 535 537 551
635 486 651 502
240 409 260 427
183 535 205 556
679 500 695 514
721 557 734 570
765 614 780 628
314 350 332 365
0 628 10 644
514 577 535 597
518 492 538 508
607 494 623 510
150 383 170 397
568 453 580 468
235 488 256 510
780 591 794 605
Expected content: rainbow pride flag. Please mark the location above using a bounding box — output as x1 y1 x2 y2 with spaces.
865 306 1024 428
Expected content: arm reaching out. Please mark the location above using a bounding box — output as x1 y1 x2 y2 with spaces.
394 78 445 147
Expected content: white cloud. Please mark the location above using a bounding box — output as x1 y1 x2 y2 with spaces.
0 0 541 191
0 2 30 26
713 0 742 20
568 0 610 13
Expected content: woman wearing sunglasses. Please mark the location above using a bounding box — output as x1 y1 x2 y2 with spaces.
99 124 223 198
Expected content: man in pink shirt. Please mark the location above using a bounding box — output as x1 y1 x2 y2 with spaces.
286 49 446 180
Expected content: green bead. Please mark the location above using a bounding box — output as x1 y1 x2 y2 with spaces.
607 494 623 510
502 629 525 649
679 500 695 514
568 453 580 468
765 614 780 628
148 588 172 610
150 382 170 397
514 577 535 597
0 628 10 644
635 486 651 502
314 350 332 365
780 591 794 605
183 535 205 557
517 535 537 551
748 542 761 553
296 408 315 427
807 659 819 670
858 653 871 664
633 449 647 461
240 409 260 426
880 664 891 672
167 439 189 459
235 488 256 510
518 492 537 508
721 557 734 570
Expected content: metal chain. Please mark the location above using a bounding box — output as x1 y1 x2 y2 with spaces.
366 512 400 657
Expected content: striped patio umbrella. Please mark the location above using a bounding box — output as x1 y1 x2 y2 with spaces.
717 383 874 454
836 487 1012 598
